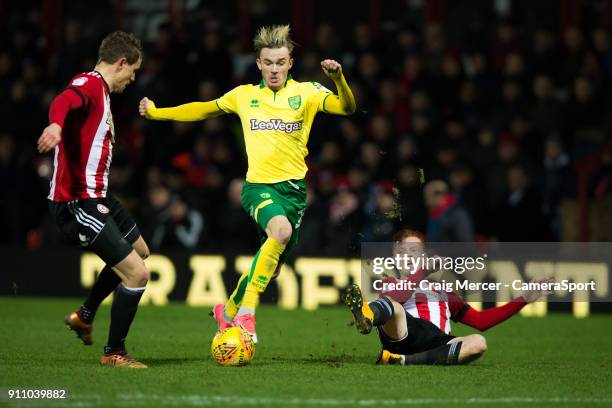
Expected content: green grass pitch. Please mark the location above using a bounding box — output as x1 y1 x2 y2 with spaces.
1 297 611 408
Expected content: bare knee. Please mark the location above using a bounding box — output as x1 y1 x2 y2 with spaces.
465 335 487 356
391 300 404 316
137 266 150 285
453 334 487 364
474 335 487 354
126 264 149 287
115 251 150 287
267 216 292 245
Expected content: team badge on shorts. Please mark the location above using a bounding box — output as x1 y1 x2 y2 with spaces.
288 95 301 110
78 233 90 247
97 204 109 214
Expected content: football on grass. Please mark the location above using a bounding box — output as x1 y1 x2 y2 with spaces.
211 327 255 366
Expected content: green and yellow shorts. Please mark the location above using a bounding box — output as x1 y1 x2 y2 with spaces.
241 178 307 264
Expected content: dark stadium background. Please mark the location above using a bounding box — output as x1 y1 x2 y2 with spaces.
1 1 611 307
2 4 612 406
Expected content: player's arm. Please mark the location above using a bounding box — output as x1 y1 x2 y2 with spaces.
320 59 356 115
452 278 551 331
139 97 225 121
453 296 527 332
37 88 86 153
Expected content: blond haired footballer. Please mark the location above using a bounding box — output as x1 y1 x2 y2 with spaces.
139 25 356 342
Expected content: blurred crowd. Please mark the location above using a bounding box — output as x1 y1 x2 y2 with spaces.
1 1 611 255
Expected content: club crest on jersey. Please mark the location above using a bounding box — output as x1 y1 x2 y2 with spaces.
71 77 88 86
288 95 301 110
97 204 109 214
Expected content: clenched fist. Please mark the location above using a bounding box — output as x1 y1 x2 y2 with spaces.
139 97 155 118
321 59 343 80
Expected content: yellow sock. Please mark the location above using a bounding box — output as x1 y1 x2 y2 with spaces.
225 271 249 319
240 238 286 311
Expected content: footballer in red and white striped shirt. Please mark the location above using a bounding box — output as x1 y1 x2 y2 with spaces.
344 229 550 365
37 31 152 369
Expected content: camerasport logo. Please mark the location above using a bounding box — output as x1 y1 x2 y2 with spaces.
97 204 109 214
249 119 302 134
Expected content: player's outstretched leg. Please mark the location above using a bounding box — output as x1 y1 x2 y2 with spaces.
343 284 397 334
232 238 285 343
65 237 150 345
99 248 149 368
377 335 486 366
231 215 289 343
377 343 462 366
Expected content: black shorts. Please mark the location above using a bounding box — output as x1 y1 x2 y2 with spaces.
378 311 455 355
48 195 141 266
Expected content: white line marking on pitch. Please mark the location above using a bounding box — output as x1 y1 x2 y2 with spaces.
9 394 612 407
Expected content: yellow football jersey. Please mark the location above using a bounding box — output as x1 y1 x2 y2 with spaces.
216 77 332 183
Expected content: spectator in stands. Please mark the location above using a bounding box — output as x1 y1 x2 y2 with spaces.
448 163 490 237
424 180 475 242
361 187 399 242
494 164 550 241
218 178 258 253
531 75 563 137
542 137 574 239
0 134 21 245
2 2 611 247
147 186 205 250
395 164 427 232
321 189 362 256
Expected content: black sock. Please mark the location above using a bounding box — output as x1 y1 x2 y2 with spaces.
81 265 121 323
368 297 394 326
404 341 462 365
105 284 145 354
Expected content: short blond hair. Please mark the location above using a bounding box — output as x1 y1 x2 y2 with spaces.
253 25 295 56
